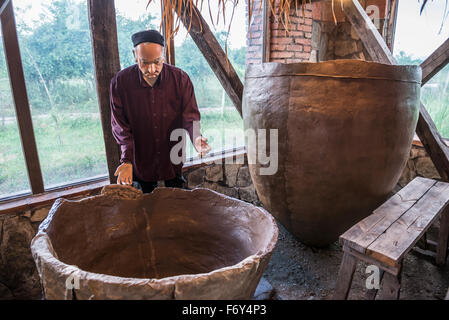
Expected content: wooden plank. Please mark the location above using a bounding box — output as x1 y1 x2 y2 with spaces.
344 245 400 276
1 1 44 194
343 0 449 183
436 205 449 266
0 0 9 16
340 177 436 254
87 0 122 183
421 38 449 85
262 0 271 62
333 250 358 300
367 181 449 267
384 0 398 52
0 178 109 216
176 0 243 117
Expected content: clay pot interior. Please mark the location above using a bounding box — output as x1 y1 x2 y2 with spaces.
45 187 274 280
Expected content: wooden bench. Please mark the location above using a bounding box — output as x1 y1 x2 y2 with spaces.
333 177 449 300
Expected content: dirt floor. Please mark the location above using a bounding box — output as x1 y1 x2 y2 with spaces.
261 222 449 300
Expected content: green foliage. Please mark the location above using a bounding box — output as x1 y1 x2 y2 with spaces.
395 51 423 65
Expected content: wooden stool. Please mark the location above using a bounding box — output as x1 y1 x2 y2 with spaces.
333 177 449 300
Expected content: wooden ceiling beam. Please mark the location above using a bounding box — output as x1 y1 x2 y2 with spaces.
421 38 449 85
343 0 449 181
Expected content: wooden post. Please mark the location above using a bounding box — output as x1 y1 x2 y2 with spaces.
87 0 121 183
176 0 243 117
1 1 44 194
262 0 271 63
333 250 357 300
343 0 449 182
436 206 449 266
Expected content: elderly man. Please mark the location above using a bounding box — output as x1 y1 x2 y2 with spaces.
110 30 210 193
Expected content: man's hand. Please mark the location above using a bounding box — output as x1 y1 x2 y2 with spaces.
194 136 211 157
114 162 133 185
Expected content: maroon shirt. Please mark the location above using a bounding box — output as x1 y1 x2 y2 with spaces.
110 63 201 181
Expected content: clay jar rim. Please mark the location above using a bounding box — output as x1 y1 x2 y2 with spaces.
245 59 422 84
31 186 279 286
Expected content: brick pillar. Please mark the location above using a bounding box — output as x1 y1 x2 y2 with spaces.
269 2 313 63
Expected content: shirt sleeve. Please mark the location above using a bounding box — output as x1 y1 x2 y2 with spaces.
180 72 201 143
110 75 134 164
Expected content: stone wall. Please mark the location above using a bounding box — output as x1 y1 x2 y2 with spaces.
398 142 441 188
0 189 101 299
183 155 262 206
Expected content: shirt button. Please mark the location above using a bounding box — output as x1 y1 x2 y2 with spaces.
153 113 156 117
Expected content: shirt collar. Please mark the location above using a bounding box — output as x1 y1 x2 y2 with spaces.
137 63 165 88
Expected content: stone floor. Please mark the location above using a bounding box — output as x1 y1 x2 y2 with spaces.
259 222 449 300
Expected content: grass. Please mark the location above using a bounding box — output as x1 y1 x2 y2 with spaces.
0 108 244 197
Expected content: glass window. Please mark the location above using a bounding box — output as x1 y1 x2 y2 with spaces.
0 24 31 199
173 1 246 159
115 0 161 69
394 1 449 138
13 0 108 189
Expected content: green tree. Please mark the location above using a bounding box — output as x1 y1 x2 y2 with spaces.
395 51 423 66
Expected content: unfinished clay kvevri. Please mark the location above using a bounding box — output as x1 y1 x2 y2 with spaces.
243 60 421 246
30 185 278 299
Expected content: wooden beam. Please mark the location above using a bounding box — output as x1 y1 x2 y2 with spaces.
1 1 44 194
421 38 449 85
0 0 9 16
343 0 449 182
176 1 243 117
342 0 394 64
262 0 271 62
87 0 121 183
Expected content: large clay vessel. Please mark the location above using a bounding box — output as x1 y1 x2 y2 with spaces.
30 185 278 299
243 60 421 247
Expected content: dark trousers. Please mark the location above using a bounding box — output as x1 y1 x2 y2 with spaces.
133 174 186 194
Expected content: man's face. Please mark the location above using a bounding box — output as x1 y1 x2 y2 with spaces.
134 42 165 80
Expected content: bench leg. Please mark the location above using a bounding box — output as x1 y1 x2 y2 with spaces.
333 252 357 300
380 265 402 300
436 207 449 266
